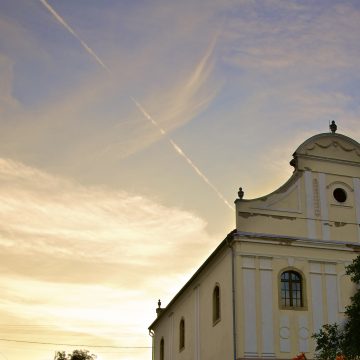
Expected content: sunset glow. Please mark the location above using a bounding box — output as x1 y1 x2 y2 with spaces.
1 1 360 359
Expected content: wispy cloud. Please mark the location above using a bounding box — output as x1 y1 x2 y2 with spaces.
39 0 231 210
0 54 20 117
147 32 220 131
0 157 217 358
131 97 233 210
0 157 213 264
223 2 360 72
1 2 360 359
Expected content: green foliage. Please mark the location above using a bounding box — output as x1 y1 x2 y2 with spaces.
346 255 360 283
54 350 96 360
313 255 360 360
312 323 344 360
54 352 67 360
343 257 360 359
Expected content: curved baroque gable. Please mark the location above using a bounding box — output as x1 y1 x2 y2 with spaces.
294 133 360 163
236 130 360 241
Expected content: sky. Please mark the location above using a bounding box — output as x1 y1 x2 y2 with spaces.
0 0 360 359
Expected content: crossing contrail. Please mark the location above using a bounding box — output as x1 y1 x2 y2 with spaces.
130 98 234 210
40 0 234 211
40 0 110 73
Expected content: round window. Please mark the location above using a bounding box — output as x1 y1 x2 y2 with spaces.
333 188 347 203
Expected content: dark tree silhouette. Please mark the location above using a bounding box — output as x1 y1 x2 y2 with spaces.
342 256 360 358
313 255 360 360
54 350 96 360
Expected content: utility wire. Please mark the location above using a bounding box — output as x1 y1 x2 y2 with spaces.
0 338 151 349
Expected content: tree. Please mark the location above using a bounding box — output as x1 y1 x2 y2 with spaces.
54 350 97 360
312 323 344 360
342 256 360 358
312 255 360 360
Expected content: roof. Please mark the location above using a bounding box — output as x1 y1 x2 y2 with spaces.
148 229 236 331
294 132 360 156
292 132 360 166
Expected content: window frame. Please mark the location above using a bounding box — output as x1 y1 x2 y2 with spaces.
160 337 164 360
179 318 185 351
212 284 221 325
278 268 307 310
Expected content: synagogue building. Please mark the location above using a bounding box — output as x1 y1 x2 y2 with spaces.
148 123 360 360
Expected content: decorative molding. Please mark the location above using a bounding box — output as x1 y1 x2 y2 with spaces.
238 250 353 265
280 315 291 353
242 256 256 269
280 327 290 339
313 178 321 217
251 181 302 214
288 257 295 266
260 267 274 355
353 178 360 242
318 173 330 240
309 262 321 274
325 272 338 324
338 272 352 313
298 315 309 352
235 231 360 252
169 313 174 360
243 268 258 356
306 141 360 157
259 257 273 270
310 271 323 333
326 181 354 192
305 171 316 239
299 327 309 340
324 263 336 275
194 286 200 360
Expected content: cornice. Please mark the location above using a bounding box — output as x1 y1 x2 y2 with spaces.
234 231 360 252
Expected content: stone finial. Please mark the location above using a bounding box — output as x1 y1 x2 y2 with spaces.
330 120 337 133
156 299 163 317
238 187 244 200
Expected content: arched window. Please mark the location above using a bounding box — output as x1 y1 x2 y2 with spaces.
280 270 303 308
179 318 185 350
213 285 221 324
160 337 164 360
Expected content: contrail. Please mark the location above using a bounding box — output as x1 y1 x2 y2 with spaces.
40 0 110 73
130 98 234 211
40 0 234 211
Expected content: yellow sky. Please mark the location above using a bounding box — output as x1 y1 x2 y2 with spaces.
0 156 220 359
1 1 360 359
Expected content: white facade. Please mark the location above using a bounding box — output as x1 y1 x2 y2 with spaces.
149 130 360 360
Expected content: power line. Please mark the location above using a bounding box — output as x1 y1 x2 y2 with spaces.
0 338 151 349
0 324 56 328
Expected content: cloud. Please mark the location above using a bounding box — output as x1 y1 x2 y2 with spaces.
0 155 219 300
0 157 214 266
1 2 359 359
0 157 218 358
141 33 220 131
0 15 222 170
222 1 360 73
212 1 360 150
0 54 20 116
